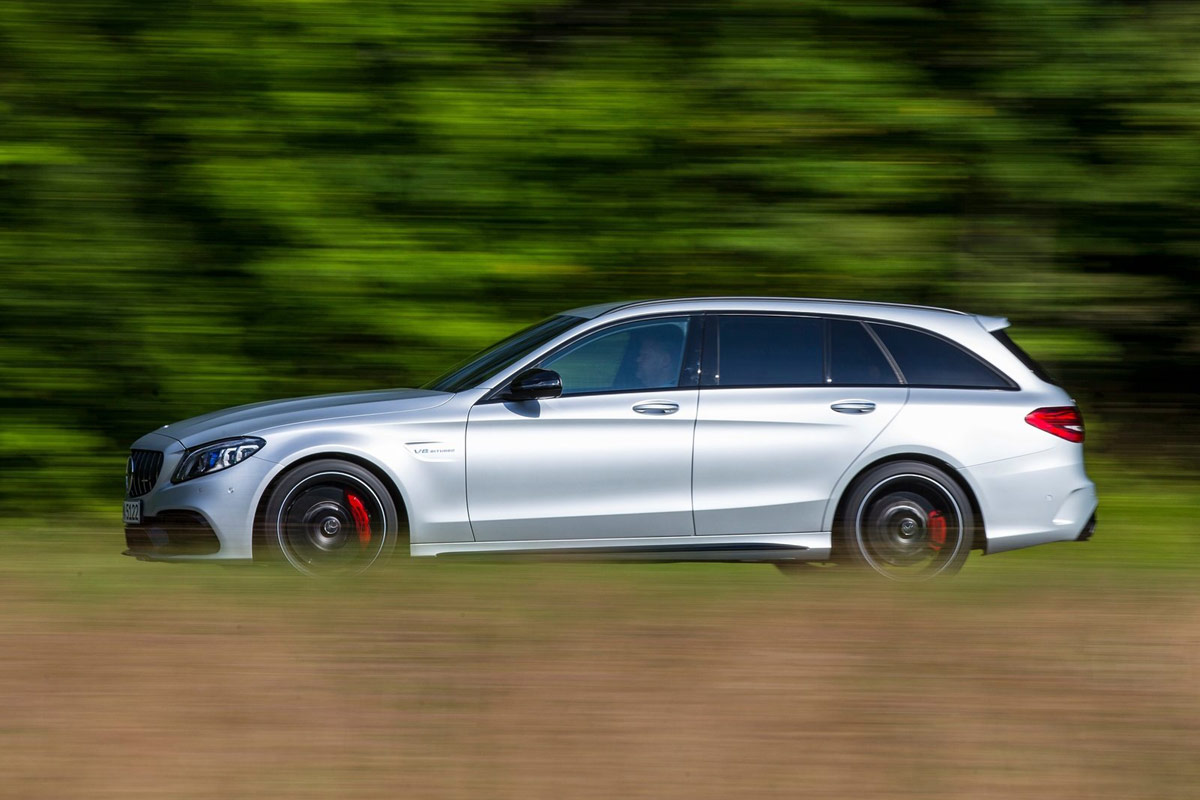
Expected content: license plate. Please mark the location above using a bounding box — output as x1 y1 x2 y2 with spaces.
123 500 142 525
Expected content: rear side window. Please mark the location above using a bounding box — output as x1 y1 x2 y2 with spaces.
829 320 901 385
868 323 1012 389
711 315 823 386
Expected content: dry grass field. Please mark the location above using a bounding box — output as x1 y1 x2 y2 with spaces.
1 471 1196 799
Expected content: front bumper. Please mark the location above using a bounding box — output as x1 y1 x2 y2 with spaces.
124 434 278 561
124 511 221 558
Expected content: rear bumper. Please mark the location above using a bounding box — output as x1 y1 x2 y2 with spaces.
961 448 1097 555
1076 513 1097 542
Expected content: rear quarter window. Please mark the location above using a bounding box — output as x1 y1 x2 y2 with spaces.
991 330 1058 385
868 323 1013 389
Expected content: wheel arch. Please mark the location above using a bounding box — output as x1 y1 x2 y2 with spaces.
252 451 411 559
830 453 987 552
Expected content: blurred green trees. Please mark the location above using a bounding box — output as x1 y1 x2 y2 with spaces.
1 1 1198 510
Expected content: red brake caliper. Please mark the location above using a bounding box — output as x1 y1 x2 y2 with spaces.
345 492 372 548
928 510 946 551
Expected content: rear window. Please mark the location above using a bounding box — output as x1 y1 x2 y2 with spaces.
868 323 1012 389
991 330 1057 385
711 315 824 386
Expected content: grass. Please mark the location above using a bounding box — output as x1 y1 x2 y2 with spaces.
0 459 1195 798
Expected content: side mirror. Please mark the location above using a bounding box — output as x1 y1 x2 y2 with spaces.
507 368 562 401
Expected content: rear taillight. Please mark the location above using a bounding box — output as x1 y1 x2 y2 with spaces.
1025 406 1085 443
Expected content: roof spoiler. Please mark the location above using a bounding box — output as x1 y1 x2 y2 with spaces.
975 315 1010 332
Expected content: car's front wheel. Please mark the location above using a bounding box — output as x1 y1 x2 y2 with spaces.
262 459 400 576
838 461 973 581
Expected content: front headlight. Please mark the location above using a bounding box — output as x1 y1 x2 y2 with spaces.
173 437 265 483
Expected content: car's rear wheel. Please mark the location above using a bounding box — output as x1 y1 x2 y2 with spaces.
838 461 972 581
263 459 399 576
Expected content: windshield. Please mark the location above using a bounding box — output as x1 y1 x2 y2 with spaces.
423 315 583 393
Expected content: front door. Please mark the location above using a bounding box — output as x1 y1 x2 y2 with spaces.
466 316 700 542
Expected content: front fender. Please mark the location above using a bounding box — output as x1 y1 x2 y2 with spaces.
248 419 474 549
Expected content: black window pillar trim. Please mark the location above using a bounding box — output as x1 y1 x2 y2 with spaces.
861 321 907 385
679 314 705 388
700 313 720 387
822 318 832 384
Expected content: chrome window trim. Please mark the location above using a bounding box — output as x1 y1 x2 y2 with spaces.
471 307 1019 399
695 310 1018 391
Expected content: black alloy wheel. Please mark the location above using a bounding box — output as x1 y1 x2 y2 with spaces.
262 459 400 576
838 461 973 580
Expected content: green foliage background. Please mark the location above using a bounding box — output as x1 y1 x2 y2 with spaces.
1 0 1197 512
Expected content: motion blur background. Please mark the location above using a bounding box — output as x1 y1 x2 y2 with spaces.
0 2 1197 798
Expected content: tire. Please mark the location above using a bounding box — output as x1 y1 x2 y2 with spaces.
838 461 973 581
261 459 400 576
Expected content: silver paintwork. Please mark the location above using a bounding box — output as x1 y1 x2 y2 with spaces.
126 297 1097 565
693 386 908 535
466 388 699 541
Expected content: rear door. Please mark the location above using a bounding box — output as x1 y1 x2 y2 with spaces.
692 315 908 535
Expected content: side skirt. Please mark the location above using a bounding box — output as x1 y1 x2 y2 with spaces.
411 532 831 562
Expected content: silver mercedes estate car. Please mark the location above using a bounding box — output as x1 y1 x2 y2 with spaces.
124 297 1097 579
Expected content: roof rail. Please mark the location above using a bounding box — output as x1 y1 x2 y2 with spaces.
599 296 969 317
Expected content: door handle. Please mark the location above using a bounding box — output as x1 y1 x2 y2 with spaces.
831 400 876 414
633 401 680 415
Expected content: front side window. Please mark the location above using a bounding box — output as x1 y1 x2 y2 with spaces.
708 315 824 387
868 323 1012 389
540 317 690 396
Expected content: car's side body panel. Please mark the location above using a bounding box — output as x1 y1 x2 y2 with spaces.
130 392 487 559
246 396 482 547
872 388 1064 469
465 389 700 541
125 297 1097 569
962 447 1097 553
692 386 908 534
411 530 831 561
818 385 1096 551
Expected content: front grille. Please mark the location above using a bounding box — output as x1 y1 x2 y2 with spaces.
126 449 164 498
